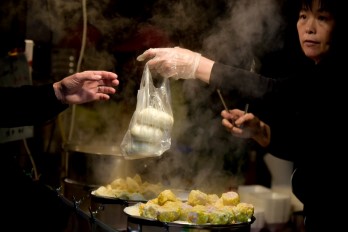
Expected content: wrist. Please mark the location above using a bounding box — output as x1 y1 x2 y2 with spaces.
195 56 214 84
191 53 201 79
252 121 271 147
53 81 66 104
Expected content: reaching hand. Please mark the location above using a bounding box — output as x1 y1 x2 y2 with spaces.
137 47 201 80
221 109 271 147
53 70 119 104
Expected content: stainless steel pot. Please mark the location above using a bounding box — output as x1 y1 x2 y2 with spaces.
63 143 138 186
62 143 163 186
63 177 96 212
90 193 144 231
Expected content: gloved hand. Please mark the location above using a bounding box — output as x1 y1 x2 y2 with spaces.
137 47 201 80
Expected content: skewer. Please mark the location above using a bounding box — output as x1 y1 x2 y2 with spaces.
244 103 249 114
217 89 229 112
217 89 236 126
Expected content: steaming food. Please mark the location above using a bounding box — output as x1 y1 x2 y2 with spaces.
208 194 220 204
177 203 193 221
188 190 221 206
157 201 181 222
93 174 164 200
207 207 231 225
137 189 254 224
122 106 174 159
125 107 173 157
139 201 160 219
187 189 209 206
221 191 240 206
130 123 164 142
234 203 254 223
187 205 210 224
125 140 161 157
137 107 174 130
158 189 180 205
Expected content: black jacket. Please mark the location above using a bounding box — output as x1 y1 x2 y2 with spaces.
209 51 346 230
0 84 68 127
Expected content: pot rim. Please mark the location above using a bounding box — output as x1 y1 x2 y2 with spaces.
63 143 122 156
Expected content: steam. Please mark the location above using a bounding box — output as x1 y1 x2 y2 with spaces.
146 0 285 192
203 0 285 64
23 0 285 192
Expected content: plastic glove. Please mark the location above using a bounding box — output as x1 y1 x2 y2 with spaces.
137 47 201 80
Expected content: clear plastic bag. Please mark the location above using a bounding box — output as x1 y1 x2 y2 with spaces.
120 64 174 159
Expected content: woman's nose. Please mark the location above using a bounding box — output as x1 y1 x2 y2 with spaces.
305 26 315 34
305 19 316 34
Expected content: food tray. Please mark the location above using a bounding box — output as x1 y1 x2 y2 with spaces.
90 190 146 205
124 203 255 230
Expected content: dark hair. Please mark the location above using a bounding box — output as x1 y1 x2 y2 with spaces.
296 0 339 14
282 0 346 59
303 0 345 55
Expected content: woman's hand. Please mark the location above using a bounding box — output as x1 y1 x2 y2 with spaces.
53 70 119 104
221 109 271 147
137 47 201 80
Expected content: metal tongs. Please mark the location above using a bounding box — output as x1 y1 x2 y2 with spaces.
217 89 229 113
217 57 255 124
217 89 249 114
217 89 249 128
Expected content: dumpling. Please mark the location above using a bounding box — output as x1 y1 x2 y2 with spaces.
137 107 174 130
130 123 163 142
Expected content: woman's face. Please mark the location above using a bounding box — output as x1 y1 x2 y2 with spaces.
297 0 336 63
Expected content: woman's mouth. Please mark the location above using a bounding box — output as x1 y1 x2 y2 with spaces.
303 40 319 47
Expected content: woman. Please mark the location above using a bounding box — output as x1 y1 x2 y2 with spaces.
137 0 346 230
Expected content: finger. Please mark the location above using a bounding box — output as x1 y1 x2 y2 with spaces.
98 71 118 79
102 86 116 94
221 110 227 116
137 49 156 61
222 118 234 129
97 86 116 94
137 53 147 61
234 117 247 128
79 71 117 81
231 127 244 137
99 78 119 87
221 110 233 120
97 93 111 101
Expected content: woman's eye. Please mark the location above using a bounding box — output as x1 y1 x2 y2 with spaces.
317 15 329 21
299 13 307 20
298 10 307 19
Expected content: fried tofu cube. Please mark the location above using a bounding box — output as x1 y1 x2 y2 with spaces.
234 202 254 223
221 191 240 206
157 201 181 222
188 190 209 206
157 189 179 205
139 202 160 219
178 202 193 221
187 205 209 224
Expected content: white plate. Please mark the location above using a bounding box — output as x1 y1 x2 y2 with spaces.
123 204 254 227
124 203 143 217
90 190 147 204
123 203 191 224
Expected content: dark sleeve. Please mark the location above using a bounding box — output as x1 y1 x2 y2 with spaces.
209 62 277 100
210 62 296 161
0 84 69 127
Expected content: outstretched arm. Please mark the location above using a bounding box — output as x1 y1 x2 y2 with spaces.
53 70 119 104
